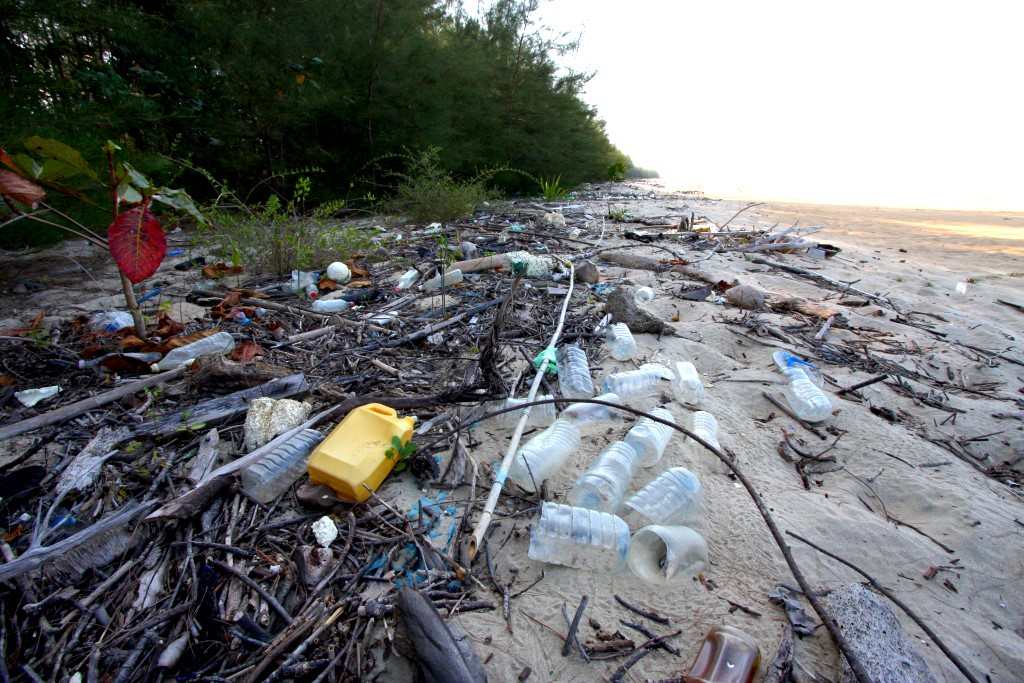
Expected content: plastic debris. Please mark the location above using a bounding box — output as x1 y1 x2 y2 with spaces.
243 397 314 450
14 385 61 407
311 516 339 547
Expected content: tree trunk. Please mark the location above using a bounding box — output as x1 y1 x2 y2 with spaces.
120 272 146 337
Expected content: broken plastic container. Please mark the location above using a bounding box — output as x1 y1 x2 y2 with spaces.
606 322 637 360
557 344 595 399
312 299 351 313
14 385 60 408
633 286 655 304
685 625 761 683
485 395 557 429
671 360 705 405
601 363 670 400
152 331 235 371
241 428 323 504
528 502 630 573
681 411 720 459
561 392 623 425
626 525 708 584
773 352 831 422
396 269 419 290
422 268 463 292
508 418 581 492
624 407 676 467
90 311 134 334
568 441 640 513
307 403 416 502
624 467 703 525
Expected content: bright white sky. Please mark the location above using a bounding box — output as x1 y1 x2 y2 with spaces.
538 0 1023 211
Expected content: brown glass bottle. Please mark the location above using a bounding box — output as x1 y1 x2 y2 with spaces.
684 625 761 683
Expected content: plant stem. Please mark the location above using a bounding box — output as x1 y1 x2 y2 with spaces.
106 147 146 337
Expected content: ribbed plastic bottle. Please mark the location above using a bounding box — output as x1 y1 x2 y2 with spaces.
557 344 595 399
685 625 761 683
601 363 670 400
241 429 323 504
485 395 557 429
561 392 623 425
508 419 581 492
568 441 640 513
152 332 235 371
422 269 464 291
671 360 705 405
627 525 708 584
624 467 703 525
312 299 351 313
624 407 676 467
772 351 831 422
680 411 720 459
527 502 630 573
606 322 637 361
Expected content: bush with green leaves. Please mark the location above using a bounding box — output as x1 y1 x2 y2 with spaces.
381 148 494 223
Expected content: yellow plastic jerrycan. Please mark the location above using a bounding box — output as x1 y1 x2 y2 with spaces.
307 403 416 502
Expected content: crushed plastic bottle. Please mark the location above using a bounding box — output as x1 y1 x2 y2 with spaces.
601 363 670 400
90 311 134 334
505 251 554 278
772 351 832 422
633 286 656 304
528 502 630 573
557 344 595 399
624 406 676 467
627 525 708 584
561 392 623 425
312 299 351 313
396 269 419 290
485 395 557 429
460 241 478 260
508 418 581 492
685 625 761 683
606 322 637 360
671 360 705 405
152 331 235 371
679 411 720 460
241 429 323 504
625 467 703 525
421 269 464 292
15 386 61 408
568 441 640 513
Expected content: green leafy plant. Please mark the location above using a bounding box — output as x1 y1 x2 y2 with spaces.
538 175 569 201
384 436 417 474
382 147 494 223
607 204 630 222
607 161 626 182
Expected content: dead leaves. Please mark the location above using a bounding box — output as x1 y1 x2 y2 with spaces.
230 339 264 363
201 262 244 279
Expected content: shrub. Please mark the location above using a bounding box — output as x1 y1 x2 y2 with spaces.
385 148 493 223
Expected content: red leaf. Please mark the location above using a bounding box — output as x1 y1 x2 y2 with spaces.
0 169 45 208
107 204 166 283
230 339 263 363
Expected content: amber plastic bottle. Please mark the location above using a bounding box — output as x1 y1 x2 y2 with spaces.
685 625 760 683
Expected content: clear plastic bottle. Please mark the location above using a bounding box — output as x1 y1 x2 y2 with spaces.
685 625 761 683
561 392 623 425
624 467 703 525
312 299 351 313
485 395 557 429
773 351 831 422
633 286 656 304
396 269 419 290
557 344 595 399
681 411 720 459
601 363 670 400
606 322 637 361
527 502 630 573
627 525 708 584
422 269 464 291
241 429 323 504
671 360 705 405
568 441 640 513
152 332 235 371
624 407 676 467
508 419 581 492
772 350 822 387
90 311 134 334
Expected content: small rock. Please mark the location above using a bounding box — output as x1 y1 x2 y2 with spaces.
243 397 312 450
724 284 766 310
296 483 340 510
311 515 339 547
575 260 600 284
12 282 27 295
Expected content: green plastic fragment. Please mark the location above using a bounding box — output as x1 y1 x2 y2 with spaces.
532 346 558 375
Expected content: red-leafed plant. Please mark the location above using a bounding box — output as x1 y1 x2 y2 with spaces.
0 138 203 336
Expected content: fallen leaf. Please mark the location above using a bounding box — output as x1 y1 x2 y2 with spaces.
346 259 369 277
154 312 184 337
318 277 339 291
923 566 938 580
0 375 13 387
162 329 218 352
99 355 153 374
202 262 244 279
346 278 372 288
211 291 243 319
230 339 263 363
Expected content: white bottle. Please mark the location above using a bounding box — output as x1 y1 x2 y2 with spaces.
396 269 419 290
422 269 464 292
485 395 557 429
557 344 595 399
528 502 630 573
561 392 623 425
240 429 323 504
508 419 581 492
681 411 720 459
671 361 704 405
312 299 351 313
568 441 641 513
633 286 655 304
602 363 670 401
152 332 235 371
772 351 822 387
627 525 707 584
773 352 831 422
606 322 637 361
624 407 676 467
624 467 703 525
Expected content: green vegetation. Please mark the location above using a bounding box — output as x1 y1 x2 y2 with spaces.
538 175 570 201
2 0 631 225
384 436 418 474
